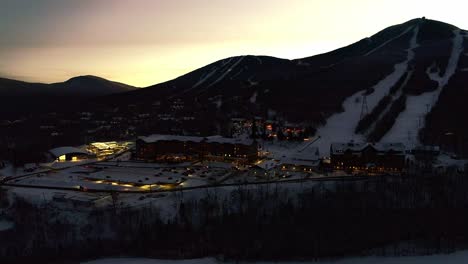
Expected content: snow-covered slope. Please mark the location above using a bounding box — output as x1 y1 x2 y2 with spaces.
83 250 468 264
315 25 420 156
381 29 464 147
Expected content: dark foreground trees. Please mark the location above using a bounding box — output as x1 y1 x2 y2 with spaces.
2 170 468 263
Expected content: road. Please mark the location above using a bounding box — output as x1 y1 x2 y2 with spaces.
1 173 377 194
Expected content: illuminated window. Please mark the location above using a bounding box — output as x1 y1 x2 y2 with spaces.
58 155 66 162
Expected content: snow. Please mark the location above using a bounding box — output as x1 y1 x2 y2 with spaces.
215 98 223 109
230 67 245 79
82 258 216 264
0 219 14 231
49 146 89 158
314 26 420 157
83 251 468 264
381 29 464 147
207 56 245 88
365 25 415 57
427 30 464 87
249 91 258 103
434 153 467 170
255 56 263 64
192 68 219 89
0 164 16 177
191 58 235 89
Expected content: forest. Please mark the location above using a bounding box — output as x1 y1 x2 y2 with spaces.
1 168 468 263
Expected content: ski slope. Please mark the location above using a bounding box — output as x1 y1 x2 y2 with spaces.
365 25 415 56
381 29 464 147
314 26 419 157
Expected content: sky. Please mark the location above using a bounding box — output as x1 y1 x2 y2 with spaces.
1 0 467 87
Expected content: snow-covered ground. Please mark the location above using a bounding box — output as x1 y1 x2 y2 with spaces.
382 29 464 147
314 26 420 157
0 219 14 231
433 153 467 171
9 163 229 192
250 91 258 103
82 250 468 264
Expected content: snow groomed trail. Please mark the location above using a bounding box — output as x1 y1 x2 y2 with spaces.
381 29 464 147
314 25 419 157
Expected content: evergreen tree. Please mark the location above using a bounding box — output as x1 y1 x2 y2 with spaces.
251 120 258 139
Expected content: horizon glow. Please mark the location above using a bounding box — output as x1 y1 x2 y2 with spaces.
1 0 467 87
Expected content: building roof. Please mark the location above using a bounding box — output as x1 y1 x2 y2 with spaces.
279 141 320 167
256 159 280 170
139 134 255 146
89 142 120 150
205 135 254 146
330 142 405 155
49 146 90 158
139 134 204 144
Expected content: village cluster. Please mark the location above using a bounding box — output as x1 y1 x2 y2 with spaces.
1 116 467 211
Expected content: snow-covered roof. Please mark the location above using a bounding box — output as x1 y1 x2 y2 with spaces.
256 159 280 170
90 142 118 150
0 219 14 232
139 134 255 146
49 147 90 158
205 135 254 146
331 142 405 155
139 135 204 143
277 141 320 167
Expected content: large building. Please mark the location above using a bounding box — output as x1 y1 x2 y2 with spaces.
48 147 95 162
330 142 406 172
280 143 320 172
136 135 258 163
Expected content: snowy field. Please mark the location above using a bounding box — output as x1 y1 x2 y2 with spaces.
0 219 14 231
82 250 468 264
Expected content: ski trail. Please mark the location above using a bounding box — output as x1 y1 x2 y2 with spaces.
364 25 415 56
381 29 464 148
207 56 245 88
314 26 419 157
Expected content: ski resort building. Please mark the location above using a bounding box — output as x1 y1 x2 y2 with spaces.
280 145 320 172
136 134 258 163
48 147 95 162
330 142 406 172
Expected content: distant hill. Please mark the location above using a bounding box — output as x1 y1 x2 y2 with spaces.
0 75 136 97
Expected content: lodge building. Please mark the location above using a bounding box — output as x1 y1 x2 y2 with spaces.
330 142 406 172
136 134 258 163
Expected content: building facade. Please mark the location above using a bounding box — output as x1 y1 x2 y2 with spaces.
330 142 406 172
136 135 258 163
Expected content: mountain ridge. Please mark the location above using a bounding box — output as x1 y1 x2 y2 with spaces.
2 17 468 154
0 75 137 97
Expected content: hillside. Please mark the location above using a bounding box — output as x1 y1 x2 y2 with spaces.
0 75 136 97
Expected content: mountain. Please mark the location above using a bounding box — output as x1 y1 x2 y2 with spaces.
2 18 467 155
106 18 468 155
0 75 136 97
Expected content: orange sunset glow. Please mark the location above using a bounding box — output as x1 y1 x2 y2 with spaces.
1 0 466 86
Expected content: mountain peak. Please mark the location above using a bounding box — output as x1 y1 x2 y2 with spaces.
65 75 108 83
